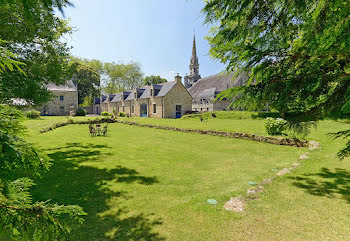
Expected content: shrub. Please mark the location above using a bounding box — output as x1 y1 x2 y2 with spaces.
76 108 87 116
265 117 287 135
24 110 40 119
67 118 74 124
101 111 111 116
118 111 126 117
285 121 317 138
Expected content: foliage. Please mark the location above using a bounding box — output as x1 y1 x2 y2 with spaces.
70 60 101 105
118 112 126 117
0 106 86 239
101 111 111 116
265 118 287 135
181 112 212 121
0 0 73 14
203 0 350 157
24 110 41 119
76 108 87 116
0 40 25 74
284 121 317 138
330 129 350 160
143 75 167 86
81 95 93 107
103 62 143 94
0 0 73 106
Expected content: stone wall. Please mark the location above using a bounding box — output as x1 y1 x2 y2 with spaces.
117 120 309 147
39 118 310 148
38 90 78 116
164 82 193 118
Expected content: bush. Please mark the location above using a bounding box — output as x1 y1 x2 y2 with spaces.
284 121 317 138
24 110 40 119
101 111 111 116
265 117 287 135
76 108 87 116
67 118 74 124
118 111 126 117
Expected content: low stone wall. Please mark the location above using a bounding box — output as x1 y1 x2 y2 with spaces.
116 120 309 148
40 118 309 148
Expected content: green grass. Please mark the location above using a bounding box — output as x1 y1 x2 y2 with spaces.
21 116 350 240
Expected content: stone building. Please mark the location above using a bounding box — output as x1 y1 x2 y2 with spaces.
92 95 107 115
38 80 78 116
183 34 248 112
101 75 192 118
189 71 248 112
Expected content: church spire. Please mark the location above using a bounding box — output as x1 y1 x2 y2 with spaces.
184 33 201 88
189 33 199 77
191 34 197 61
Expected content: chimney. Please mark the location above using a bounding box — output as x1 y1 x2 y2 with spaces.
175 73 182 84
150 84 154 97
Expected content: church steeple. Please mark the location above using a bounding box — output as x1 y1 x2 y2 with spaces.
189 34 199 77
184 33 201 88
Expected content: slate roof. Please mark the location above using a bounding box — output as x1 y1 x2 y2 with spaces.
94 96 107 105
46 80 77 92
103 94 116 104
188 71 248 99
107 81 177 103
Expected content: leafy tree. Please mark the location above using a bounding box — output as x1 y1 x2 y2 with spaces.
143 75 167 86
0 105 86 240
203 0 350 158
0 0 87 239
0 0 73 106
103 62 144 94
70 61 100 105
124 62 144 90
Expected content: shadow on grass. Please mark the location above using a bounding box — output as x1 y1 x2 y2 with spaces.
290 167 350 203
32 142 164 240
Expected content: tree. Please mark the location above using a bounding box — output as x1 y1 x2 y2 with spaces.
143 75 167 85
103 62 144 94
70 61 100 105
0 1 87 239
203 0 350 158
0 0 73 106
0 107 86 240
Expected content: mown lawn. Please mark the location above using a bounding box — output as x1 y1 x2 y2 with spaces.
22 116 350 240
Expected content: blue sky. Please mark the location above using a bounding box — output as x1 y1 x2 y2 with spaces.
62 0 226 81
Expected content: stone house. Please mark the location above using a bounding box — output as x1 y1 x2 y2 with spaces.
92 96 107 115
38 80 78 116
102 75 192 118
189 71 248 112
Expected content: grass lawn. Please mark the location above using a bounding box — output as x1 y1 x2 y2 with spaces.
22 116 350 240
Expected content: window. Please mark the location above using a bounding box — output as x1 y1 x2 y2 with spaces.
60 106 64 112
60 95 64 101
150 89 153 96
153 103 156 113
175 105 182 118
132 105 134 113
123 106 125 112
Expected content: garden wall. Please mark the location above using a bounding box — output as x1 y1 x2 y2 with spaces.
40 118 309 148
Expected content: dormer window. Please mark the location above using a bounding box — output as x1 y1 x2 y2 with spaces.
150 89 153 97
134 92 137 98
